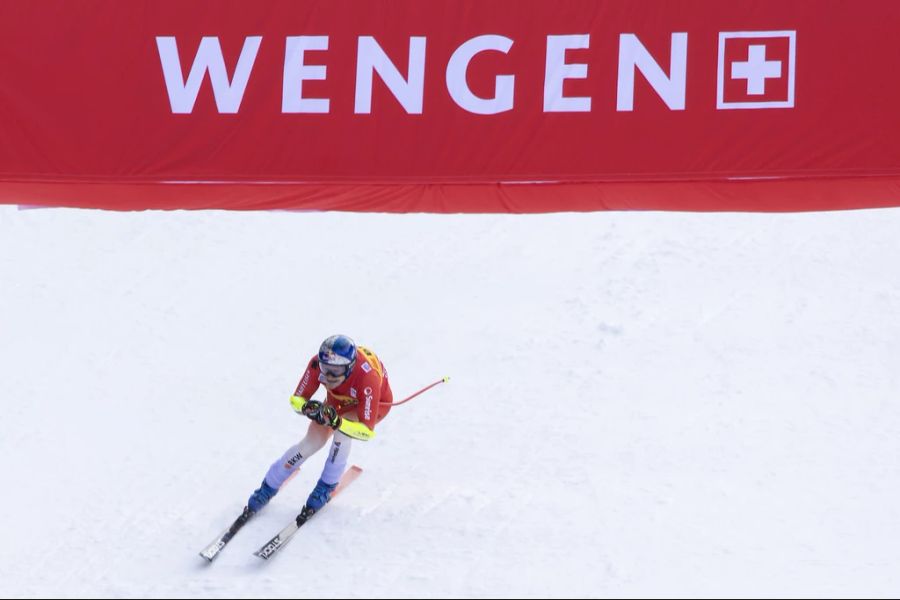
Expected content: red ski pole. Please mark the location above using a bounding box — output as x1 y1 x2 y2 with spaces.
382 376 450 406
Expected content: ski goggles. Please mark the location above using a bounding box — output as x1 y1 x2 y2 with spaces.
319 363 350 379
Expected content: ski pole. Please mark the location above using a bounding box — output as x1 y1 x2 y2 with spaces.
382 376 450 406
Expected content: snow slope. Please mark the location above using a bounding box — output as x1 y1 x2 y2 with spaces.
0 206 898 598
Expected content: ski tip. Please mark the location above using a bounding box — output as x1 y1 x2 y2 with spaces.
442 376 450 383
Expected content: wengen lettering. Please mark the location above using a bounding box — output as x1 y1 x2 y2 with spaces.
155 33 691 115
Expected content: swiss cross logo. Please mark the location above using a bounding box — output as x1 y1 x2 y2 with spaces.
717 31 796 109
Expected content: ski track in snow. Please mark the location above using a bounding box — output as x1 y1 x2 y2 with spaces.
0 206 899 598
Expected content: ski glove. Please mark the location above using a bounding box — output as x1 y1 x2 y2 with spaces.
290 395 366 438
319 404 342 429
301 400 342 430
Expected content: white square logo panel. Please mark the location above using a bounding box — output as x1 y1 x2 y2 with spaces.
718 31 796 109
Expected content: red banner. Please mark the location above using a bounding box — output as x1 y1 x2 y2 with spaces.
1 0 899 212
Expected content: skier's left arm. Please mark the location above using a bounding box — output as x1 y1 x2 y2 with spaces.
344 369 384 438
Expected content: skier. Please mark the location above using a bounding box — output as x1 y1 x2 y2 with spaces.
245 335 392 516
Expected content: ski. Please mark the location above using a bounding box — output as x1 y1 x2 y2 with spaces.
199 506 254 562
199 468 306 562
253 465 363 561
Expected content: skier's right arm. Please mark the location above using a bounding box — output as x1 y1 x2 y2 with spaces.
292 356 321 401
288 356 323 416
